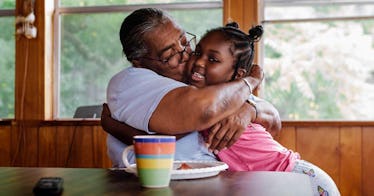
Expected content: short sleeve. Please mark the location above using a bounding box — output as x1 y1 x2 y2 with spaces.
107 67 187 133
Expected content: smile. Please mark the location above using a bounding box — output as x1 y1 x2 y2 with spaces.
191 72 205 81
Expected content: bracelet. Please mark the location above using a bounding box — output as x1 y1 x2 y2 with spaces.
242 78 253 94
246 94 257 120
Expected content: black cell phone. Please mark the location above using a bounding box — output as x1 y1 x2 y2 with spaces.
33 177 63 195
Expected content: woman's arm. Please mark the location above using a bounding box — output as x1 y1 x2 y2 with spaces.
101 103 187 145
253 97 282 137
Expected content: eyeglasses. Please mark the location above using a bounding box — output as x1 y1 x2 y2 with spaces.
142 32 196 66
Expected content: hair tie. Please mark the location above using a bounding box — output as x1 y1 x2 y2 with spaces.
248 25 263 42
226 22 239 29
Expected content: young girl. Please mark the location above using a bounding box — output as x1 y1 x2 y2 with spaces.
187 22 340 196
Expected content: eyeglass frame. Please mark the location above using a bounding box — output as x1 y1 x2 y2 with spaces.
141 32 196 66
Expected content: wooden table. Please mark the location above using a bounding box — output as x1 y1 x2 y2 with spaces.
0 167 313 196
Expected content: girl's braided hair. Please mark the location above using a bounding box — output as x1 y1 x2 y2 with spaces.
205 22 263 80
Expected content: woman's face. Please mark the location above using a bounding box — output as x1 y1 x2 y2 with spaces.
142 20 189 82
187 31 236 88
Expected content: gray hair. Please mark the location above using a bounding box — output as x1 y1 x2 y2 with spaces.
119 8 174 62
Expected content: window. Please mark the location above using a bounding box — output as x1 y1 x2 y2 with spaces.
55 0 222 118
0 1 15 118
262 0 374 120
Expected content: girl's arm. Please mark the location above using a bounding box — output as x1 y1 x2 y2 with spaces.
101 103 142 145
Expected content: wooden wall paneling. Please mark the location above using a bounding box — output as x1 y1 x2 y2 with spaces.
65 126 95 168
362 127 374 196
78 126 95 168
38 126 57 167
0 126 11 166
56 126 75 167
92 126 111 168
275 126 296 151
339 127 362 196
10 124 39 167
296 127 340 185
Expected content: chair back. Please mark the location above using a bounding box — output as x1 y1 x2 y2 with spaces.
73 105 103 118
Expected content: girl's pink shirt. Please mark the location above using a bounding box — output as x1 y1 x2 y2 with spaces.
217 123 300 171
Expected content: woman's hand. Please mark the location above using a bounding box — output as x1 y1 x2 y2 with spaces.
206 103 255 153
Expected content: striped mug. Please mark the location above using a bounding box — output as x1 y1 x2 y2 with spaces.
122 135 176 188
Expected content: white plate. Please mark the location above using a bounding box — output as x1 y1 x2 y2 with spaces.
172 160 228 180
123 160 228 180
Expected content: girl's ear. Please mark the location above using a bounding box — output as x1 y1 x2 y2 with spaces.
234 68 247 79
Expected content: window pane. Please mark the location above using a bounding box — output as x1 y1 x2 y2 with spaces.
0 0 15 9
61 0 219 7
0 17 15 118
59 13 125 118
263 20 374 120
59 9 221 118
265 2 374 20
169 9 222 39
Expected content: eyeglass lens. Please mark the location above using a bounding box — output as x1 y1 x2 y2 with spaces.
165 33 196 65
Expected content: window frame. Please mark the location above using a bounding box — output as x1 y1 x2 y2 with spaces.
262 1 374 23
52 0 222 118
0 9 14 16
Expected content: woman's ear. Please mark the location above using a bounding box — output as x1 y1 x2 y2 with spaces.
132 59 142 68
234 68 247 79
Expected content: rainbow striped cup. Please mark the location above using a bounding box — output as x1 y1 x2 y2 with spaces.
122 135 176 188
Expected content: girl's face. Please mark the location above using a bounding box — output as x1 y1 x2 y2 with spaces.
187 31 236 88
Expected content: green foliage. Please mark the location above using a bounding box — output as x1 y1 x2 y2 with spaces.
265 23 296 42
262 17 374 120
313 5 340 15
170 9 222 38
264 67 343 120
59 9 221 117
59 13 127 117
0 17 15 118
265 44 282 59
362 20 374 35
304 70 343 119
0 0 15 9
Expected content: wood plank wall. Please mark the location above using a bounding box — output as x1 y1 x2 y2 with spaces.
276 124 374 196
0 121 111 168
0 121 373 196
